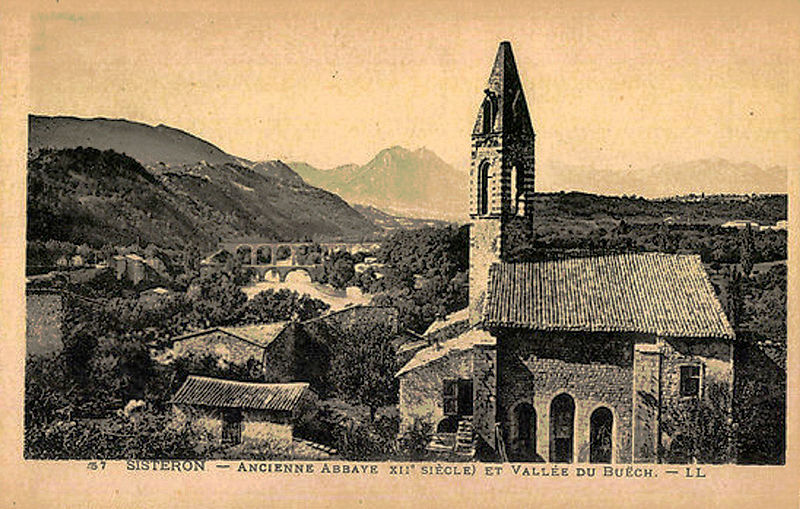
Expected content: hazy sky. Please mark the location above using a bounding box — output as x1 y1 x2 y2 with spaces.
30 0 800 172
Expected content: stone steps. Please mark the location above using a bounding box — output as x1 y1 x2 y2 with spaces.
454 417 475 457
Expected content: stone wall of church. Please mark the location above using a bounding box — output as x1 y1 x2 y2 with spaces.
497 330 638 463
495 330 735 464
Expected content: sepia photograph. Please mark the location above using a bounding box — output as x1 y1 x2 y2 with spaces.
2 0 798 506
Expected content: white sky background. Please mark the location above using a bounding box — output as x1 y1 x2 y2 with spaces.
30 0 800 173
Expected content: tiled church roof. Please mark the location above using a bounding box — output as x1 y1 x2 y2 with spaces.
171 376 310 411
484 253 735 339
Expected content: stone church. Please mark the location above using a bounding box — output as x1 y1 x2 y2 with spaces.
396 42 736 463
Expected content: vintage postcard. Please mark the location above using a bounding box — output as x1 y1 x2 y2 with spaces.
1 0 798 506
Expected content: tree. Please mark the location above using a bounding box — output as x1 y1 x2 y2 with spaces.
239 289 329 324
328 321 398 422
323 251 356 289
370 225 468 332
186 271 247 327
661 381 734 464
726 266 745 330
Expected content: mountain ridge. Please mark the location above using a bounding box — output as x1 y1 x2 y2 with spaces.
289 146 467 220
29 114 248 168
27 116 379 250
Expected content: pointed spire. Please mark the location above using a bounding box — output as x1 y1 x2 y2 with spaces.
473 41 533 136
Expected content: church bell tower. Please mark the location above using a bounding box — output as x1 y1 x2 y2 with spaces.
469 41 535 326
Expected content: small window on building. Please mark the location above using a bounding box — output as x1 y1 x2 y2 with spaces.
443 378 473 417
679 365 701 397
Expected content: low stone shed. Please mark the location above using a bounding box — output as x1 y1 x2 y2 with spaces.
171 375 318 447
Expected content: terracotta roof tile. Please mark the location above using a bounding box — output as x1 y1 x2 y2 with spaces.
170 376 309 411
396 328 495 376
423 308 470 336
171 322 289 348
484 253 734 339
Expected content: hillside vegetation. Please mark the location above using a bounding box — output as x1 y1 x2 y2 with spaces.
27 147 377 260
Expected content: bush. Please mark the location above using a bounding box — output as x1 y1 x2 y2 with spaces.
397 420 432 461
332 415 399 461
25 409 216 460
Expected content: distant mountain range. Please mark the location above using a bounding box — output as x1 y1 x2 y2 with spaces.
290 151 787 221
28 115 378 250
536 159 788 198
30 114 788 236
289 147 467 220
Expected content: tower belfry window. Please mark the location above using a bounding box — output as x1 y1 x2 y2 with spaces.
481 91 495 134
478 161 490 215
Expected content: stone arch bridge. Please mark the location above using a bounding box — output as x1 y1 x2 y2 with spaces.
201 239 381 282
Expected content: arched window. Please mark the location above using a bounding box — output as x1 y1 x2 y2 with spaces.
482 96 494 134
550 393 575 463
514 402 537 459
590 407 613 463
478 162 490 215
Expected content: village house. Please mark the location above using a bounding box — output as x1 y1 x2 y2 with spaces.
167 305 398 393
170 375 318 447
111 253 166 285
169 322 291 373
395 42 736 464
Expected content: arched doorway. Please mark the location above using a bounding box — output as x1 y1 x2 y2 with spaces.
590 407 613 463
550 393 575 463
437 416 458 434
514 402 537 460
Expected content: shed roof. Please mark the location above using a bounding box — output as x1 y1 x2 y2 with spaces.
423 307 469 337
396 328 495 377
484 253 734 339
171 322 290 348
171 375 310 411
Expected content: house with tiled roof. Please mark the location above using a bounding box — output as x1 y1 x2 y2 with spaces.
168 305 398 394
170 322 292 378
395 42 736 464
171 375 318 447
